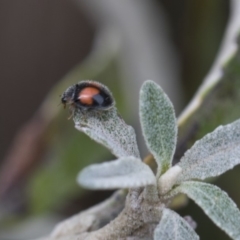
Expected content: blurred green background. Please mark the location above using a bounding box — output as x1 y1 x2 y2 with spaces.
0 1 238 239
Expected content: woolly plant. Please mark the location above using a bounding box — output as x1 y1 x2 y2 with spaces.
50 80 240 240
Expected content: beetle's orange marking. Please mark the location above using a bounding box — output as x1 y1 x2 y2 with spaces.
79 87 100 105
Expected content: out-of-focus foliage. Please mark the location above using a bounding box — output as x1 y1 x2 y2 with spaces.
176 37 240 162
28 40 124 214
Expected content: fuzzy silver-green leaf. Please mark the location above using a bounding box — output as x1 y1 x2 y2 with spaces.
77 157 156 189
177 119 240 183
172 181 240 240
154 208 199 240
140 80 177 172
73 107 140 158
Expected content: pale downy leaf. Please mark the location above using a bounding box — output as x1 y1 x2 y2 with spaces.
73 107 140 158
171 181 240 240
154 208 199 240
77 157 156 189
177 119 240 183
140 80 177 172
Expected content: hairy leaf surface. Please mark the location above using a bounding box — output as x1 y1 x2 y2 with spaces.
140 80 177 172
154 208 199 240
78 157 156 189
172 181 240 240
177 119 240 182
74 107 140 158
